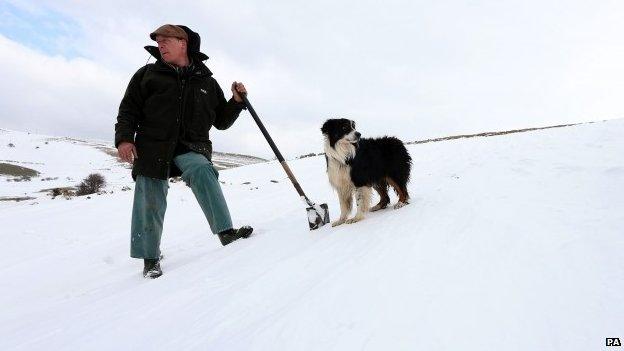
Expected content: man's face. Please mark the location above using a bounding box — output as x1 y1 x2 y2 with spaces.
155 35 187 64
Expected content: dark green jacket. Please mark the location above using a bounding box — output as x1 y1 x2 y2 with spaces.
114 46 245 180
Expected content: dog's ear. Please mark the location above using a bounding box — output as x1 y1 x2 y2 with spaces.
321 119 331 135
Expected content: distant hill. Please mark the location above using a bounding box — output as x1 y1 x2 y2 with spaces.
0 129 266 203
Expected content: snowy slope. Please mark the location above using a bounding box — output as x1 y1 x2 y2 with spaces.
0 120 622 350
0 129 266 204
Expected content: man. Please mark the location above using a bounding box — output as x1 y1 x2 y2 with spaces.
115 24 253 279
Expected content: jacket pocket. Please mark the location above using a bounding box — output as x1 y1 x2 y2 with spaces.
137 124 169 141
189 86 216 140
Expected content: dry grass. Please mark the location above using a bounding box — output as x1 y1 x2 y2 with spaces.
94 146 119 158
0 163 40 178
0 196 36 202
406 122 585 145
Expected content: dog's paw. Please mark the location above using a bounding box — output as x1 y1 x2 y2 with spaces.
370 203 387 212
332 219 346 227
393 201 408 209
345 216 364 224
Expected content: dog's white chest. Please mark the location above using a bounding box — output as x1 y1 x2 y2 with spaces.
326 158 354 191
324 139 356 192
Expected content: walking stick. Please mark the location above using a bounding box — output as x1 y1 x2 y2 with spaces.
241 93 330 230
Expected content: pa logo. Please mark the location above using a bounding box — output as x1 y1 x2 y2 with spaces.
607 338 622 347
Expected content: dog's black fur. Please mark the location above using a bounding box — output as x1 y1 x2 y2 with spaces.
321 118 412 223
350 137 412 190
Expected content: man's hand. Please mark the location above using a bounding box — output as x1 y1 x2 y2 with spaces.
117 142 138 163
231 81 247 102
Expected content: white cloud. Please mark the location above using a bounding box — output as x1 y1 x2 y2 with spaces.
0 34 126 141
1 0 624 158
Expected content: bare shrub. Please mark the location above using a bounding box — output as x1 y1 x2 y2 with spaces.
76 173 106 196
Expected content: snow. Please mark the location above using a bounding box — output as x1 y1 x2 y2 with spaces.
0 129 265 204
0 120 623 350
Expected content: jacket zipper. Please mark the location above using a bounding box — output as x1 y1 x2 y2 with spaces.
166 70 186 169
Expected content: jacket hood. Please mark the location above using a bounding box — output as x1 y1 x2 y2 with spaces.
145 25 209 62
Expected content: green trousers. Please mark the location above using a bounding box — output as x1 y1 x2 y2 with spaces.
130 151 233 259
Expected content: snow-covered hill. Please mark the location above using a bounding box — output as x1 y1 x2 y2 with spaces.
1 120 622 350
0 129 266 205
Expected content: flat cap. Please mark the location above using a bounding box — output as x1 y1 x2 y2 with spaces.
149 24 188 41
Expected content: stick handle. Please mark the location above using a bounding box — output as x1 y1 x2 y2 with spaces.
241 94 311 204
241 94 286 162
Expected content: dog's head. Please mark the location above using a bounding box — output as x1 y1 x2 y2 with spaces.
321 118 361 148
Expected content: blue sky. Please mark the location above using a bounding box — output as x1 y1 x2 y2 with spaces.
0 2 82 58
0 0 623 158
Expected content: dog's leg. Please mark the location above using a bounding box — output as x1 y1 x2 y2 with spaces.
387 177 409 209
346 186 371 224
332 188 353 227
371 181 390 212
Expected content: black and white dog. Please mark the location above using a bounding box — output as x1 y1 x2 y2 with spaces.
321 118 412 226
